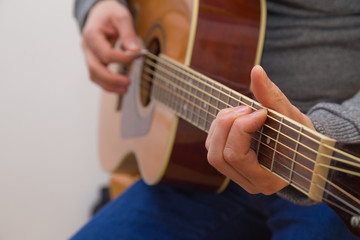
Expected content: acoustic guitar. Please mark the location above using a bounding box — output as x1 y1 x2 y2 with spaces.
98 0 360 237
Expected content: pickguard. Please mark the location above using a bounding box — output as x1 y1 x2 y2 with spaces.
120 57 155 138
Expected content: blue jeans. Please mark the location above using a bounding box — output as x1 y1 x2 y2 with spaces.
71 180 356 240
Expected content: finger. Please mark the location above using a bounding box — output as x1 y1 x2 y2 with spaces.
223 109 268 161
212 158 260 194
207 106 252 168
206 108 235 152
83 43 130 92
205 119 216 150
251 65 293 115
223 109 287 194
110 10 141 54
84 29 136 64
250 65 313 127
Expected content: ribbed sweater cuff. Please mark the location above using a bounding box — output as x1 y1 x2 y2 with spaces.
277 186 317 206
307 103 360 143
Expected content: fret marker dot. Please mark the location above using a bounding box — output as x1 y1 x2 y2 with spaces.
266 137 271 145
203 103 207 108
183 104 188 111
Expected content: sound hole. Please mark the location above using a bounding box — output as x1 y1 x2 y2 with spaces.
140 38 160 107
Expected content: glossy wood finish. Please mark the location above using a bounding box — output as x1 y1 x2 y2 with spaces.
159 0 262 190
191 0 262 94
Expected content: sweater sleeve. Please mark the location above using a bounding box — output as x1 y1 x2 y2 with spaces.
73 0 128 31
277 90 360 205
307 91 360 144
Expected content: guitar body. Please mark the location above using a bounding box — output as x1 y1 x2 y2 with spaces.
99 0 266 191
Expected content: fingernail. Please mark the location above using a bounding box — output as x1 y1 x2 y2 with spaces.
233 105 250 114
252 108 268 116
126 40 140 50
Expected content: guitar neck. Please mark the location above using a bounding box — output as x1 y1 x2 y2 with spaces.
146 53 352 201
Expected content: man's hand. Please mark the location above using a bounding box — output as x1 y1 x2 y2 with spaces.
81 0 141 94
205 65 315 195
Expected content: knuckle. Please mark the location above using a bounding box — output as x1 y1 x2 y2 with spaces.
217 108 231 118
112 11 131 23
88 64 97 79
223 146 237 164
102 86 114 93
98 50 112 64
207 152 220 168
82 28 94 42
204 140 209 151
262 186 276 195
259 180 277 195
216 113 233 128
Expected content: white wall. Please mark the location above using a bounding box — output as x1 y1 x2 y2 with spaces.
0 0 109 239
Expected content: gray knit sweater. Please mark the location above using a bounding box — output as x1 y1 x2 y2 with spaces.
74 0 360 205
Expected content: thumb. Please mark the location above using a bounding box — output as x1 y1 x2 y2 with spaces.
250 65 311 126
111 9 141 53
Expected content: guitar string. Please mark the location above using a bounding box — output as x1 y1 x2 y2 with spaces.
144 53 360 165
145 73 360 215
255 145 360 215
141 62 360 172
142 54 360 167
144 71 360 209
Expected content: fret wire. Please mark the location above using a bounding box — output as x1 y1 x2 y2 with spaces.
176 71 183 116
144 56 360 167
256 126 264 158
145 54 358 163
182 72 189 117
169 69 176 110
289 127 303 184
199 82 206 130
195 79 201 127
271 117 283 172
226 91 231 109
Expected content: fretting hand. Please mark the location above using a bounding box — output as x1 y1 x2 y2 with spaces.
205 65 315 195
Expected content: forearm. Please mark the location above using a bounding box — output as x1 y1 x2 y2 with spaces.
74 0 128 31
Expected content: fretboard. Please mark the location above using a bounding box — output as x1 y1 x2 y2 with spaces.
145 54 333 199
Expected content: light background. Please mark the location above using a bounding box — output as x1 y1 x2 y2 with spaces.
0 0 109 239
